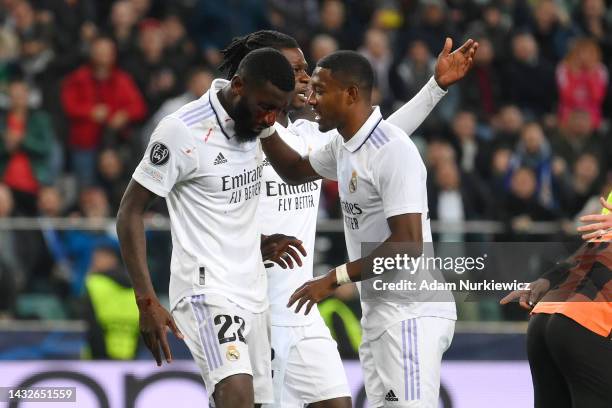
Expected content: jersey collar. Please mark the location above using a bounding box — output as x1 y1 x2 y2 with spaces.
343 106 383 153
208 78 235 140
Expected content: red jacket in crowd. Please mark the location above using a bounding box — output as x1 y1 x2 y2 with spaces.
61 65 147 150
556 62 608 129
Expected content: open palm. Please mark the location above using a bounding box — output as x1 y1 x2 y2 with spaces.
435 38 479 89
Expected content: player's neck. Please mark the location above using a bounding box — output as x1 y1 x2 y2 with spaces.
276 110 289 127
338 105 374 142
217 86 236 119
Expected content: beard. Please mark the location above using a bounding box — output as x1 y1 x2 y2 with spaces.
232 98 260 143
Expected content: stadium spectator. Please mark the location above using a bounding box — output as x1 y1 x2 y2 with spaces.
309 33 338 64
96 148 128 214
556 37 608 129
0 184 27 300
61 36 146 187
458 37 502 120
122 20 179 113
391 39 436 104
504 167 560 226
267 0 319 46
529 0 576 65
83 243 140 360
0 79 54 214
160 13 196 75
107 0 139 62
447 110 489 174
465 2 511 62
391 38 460 131
358 28 393 112
503 31 557 118
314 0 352 49
400 0 458 55
551 108 602 169
64 187 117 296
558 152 602 217
507 122 557 210
190 0 269 65
573 0 612 65
26 186 72 295
428 158 494 240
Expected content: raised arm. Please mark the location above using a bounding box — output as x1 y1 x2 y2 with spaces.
388 38 478 135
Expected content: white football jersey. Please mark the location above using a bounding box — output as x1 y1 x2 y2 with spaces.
309 107 456 340
258 120 333 325
133 79 268 312
261 76 448 327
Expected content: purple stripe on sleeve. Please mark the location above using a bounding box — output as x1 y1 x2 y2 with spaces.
369 133 381 148
185 110 214 126
180 103 211 122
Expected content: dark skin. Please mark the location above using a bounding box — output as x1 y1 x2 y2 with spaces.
218 74 293 139
117 78 303 408
261 39 480 312
273 37 478 128
260 37 479 185
260 64 425 315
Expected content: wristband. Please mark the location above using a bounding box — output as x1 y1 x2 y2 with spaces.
335 263 351 285
258 126 275 139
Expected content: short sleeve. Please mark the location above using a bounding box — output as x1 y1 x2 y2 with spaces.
308 134 340 180
373 138 426 218
132 116 198 197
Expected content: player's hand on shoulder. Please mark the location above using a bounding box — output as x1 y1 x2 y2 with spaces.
287 273 337 315
499 278 550 310
136 295 184 366
261 233 307 269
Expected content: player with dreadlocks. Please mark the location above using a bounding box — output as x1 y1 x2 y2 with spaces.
218 30 478 408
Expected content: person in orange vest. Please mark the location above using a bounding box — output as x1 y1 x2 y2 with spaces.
501 194 612 408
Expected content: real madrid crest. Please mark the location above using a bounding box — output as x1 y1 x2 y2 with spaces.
349 170 357 193
226 345 240 361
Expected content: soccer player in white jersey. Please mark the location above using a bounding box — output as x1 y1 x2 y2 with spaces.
219 32 477 407
116 48 307 408
260 50 472 407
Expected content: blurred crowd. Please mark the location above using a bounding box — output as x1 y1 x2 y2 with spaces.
0 0 611 320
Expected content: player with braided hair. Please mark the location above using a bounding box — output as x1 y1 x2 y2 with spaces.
218 31 478 407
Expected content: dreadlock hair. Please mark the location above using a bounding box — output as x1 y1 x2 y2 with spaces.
219 30 299 79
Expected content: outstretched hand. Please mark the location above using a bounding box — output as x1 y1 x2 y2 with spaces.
577 196 612 240
499 278 550 310
136 296 184 366
434 37 479 89
261 234 307 269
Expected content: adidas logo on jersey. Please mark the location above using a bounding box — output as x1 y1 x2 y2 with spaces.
213 152 227 165
385 390 399 402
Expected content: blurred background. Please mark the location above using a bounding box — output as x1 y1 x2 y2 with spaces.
0 0 610 406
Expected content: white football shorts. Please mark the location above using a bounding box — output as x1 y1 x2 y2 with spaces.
263 315 351 407
172 293 273 405
360 316 455 407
